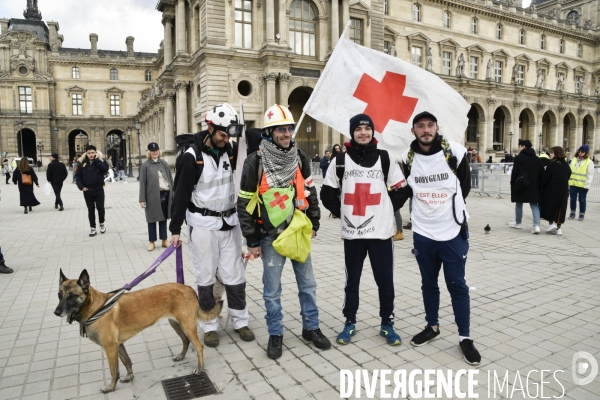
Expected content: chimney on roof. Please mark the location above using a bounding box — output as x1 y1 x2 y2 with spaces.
90 33 98 55
126 36 135 58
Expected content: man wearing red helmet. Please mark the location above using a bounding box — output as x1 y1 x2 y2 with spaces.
169 103 254 347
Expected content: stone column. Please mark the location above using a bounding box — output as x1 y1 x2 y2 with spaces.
278 0 288 45
331 0 339 48
278 73 291 105
174 81 189 134
162 15 174 64
263 73 278 108
484 98 496 153
176 0 186 54
342 0 349 37
265 0 275 44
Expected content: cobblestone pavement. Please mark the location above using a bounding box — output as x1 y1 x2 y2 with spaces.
0 172 599 400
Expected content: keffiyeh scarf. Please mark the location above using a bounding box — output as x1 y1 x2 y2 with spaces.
259 139 298 188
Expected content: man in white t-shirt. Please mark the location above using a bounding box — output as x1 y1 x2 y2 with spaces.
321 114 410 346
400 111 481 365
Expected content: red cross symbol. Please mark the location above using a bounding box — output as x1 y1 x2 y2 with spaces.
269 192 289 210
353 71 418 133
344 183 381 216
267 111 274 119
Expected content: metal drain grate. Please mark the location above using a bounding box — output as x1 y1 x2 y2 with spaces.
162 372 218 400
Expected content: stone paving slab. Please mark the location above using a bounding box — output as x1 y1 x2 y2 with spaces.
0 173 599 399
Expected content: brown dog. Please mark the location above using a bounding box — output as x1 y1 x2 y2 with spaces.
54 269 222 393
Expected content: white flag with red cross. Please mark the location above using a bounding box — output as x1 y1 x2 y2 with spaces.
303 36 471 160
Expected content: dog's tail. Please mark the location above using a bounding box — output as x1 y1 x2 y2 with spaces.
197 300 224 322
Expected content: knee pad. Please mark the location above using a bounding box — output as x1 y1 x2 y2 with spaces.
197 284 216 312
224 282 247 311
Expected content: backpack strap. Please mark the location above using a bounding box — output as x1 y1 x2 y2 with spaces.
188 144 204 186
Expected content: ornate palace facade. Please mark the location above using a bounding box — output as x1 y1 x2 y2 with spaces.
0 1 157 164
139 0 600 160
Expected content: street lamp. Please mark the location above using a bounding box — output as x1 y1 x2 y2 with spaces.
53 126 58 156
36 142 44 167
127 126 134 177
538 132 543 154
306 122 312 158
476 130 480 151
135 119 142 181
508 131 513 155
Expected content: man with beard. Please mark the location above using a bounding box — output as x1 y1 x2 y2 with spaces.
400 111 481 365
320 114 410 346
237 104 331 359
169 103 255 347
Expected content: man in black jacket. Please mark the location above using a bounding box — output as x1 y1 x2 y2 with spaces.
237 104 330 359
320 114 411 347
169 103 254 348
75 145 109 236
46 153 68 211
509 139 543 233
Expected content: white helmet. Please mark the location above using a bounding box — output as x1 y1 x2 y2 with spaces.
264 104 295 129
205 103 244 137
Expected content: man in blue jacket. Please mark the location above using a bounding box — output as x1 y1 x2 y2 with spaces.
319 150 331 178
75 145 109 236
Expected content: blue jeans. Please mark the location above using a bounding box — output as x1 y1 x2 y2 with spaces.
515 203 540 227
413 232 470 336
569 186 588 214
260 234 320 336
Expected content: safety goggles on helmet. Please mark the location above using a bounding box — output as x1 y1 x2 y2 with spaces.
212 123 245 137
273 125 295 134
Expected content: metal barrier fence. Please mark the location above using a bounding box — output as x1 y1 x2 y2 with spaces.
470 163 600 203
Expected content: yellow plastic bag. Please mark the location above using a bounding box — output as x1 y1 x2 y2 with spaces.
272 209 312 263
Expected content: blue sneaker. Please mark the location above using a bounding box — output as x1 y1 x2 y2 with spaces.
336 322 356 344
380 322 402 346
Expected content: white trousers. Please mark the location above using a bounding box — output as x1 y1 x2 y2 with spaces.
188 224 249 332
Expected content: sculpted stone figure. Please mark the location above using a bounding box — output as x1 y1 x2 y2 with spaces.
535 68 545 88
594 81 600 96
584 20 592 29
486 59 493 80
425 47 433 71
511 63 520 84
556 74 565 91
456 53 465 77
576 76 584 94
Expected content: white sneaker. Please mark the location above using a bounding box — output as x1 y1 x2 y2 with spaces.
89 228 97 237
508 221 522 229
100 223 106 234
531 226 540 234
554 229 562 236
546 223 558 233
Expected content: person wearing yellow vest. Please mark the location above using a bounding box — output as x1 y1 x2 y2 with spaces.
568 145 595 221
237 105 330 360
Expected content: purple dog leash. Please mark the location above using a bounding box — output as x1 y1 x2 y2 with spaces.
123 244 184 290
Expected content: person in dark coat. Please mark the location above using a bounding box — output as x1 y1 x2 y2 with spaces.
319 150 331 178
540 146 571 236
509 139 543 233
46 153 69 211
331 143 343 159
12 157 40 214
75 145 109 236
139 143 174 251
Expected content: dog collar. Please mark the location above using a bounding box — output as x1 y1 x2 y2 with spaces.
80 289 125 337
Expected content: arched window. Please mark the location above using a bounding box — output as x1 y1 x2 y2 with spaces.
145 70 152 81
519 29 525 45
110 68 118 80
289 0 316 56
443 12 450 28
413 4 420 22
471 18 478 34
72 66 80 79
540 34 545 50
559 39 564 53
496 24 502 40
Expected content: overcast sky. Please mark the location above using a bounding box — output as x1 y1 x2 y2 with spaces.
1 0 533 53
0 0 163 53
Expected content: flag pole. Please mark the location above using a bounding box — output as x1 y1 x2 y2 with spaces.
297 20 352 139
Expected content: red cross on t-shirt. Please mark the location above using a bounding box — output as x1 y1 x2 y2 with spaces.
270 192 289 210
344 183 381 216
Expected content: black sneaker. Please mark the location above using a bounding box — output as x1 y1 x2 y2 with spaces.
403 221 412 230
55 204 58 209
410 325 440 346
302 328 331 350
459 339 481 365
267 335 283 359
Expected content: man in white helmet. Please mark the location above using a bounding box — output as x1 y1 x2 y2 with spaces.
237 104 331 359
169 103 254 347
